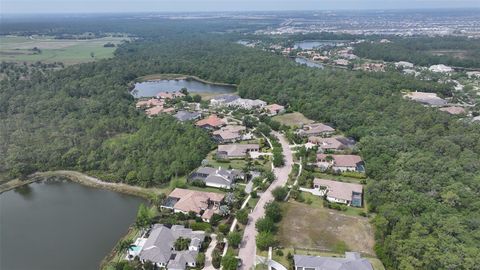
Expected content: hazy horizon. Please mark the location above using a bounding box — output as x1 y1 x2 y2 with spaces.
1 0 479 15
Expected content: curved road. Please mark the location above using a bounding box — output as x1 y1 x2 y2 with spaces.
238 131 293 270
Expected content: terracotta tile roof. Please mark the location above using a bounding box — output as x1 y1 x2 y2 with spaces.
168 188 224 214
195 114 226 128
317 154 363 167
439 106 466 115
265 104 285 114
314 178 363 202
146 106 164 116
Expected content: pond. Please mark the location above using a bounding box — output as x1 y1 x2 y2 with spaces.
294 40 341 50
131 78 236 98
295 57 324 69
0 178 145 270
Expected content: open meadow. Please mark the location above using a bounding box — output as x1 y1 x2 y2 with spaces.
0 35 128 65
272 112 314 128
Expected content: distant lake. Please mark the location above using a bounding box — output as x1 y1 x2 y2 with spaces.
0 179 145 270
131 78 236 98
294 40 340 50
295 57 324 69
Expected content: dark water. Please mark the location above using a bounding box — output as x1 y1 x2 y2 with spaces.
295 57 324 69
0 179 145 270
294 40 340 50
131 79 236 98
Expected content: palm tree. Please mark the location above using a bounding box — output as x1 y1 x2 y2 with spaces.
116 239 134 262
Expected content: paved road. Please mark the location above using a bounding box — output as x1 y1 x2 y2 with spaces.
237 131 293 270
203 234 218 270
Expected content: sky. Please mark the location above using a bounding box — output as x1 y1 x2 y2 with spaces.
1 0 479 14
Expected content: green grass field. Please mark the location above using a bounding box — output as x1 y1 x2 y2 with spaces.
272 112 314 128
0 35 128 65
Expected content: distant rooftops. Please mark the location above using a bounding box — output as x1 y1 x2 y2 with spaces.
429 64 454 73
195 114 226 129
404 92 447 106
439 106 466 115
294 252 373 270
174 111 202 122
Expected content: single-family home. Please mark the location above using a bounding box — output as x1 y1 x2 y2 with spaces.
145 106 165 117
212 125 247 143
395 61 414 69
404 92 447 107
308 137 355 152
162 188 225 222
313 178 363 206
174 111 202 122
439 106 466 115
209 94 240 107
195 114 226 130
316 154 364 172
189 167 245 189
298 123 335 137
156 91 186 100
265 104 285 116
226 98 267 110
135 224 205 270
334 59 350 66
429 64 454 73
360 63 385 72
294 252 373 270
136 98 164 109
217 144 260 159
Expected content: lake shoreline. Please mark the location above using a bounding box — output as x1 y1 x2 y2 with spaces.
135 73 237 87
0 170 160 200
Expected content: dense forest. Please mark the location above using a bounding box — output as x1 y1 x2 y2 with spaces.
354 36 480 68
1 18 480 269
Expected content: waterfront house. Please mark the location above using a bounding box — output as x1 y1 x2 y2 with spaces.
135 224 205 270
189 167 245 189
162 188 225 222
156 91 186 100
313 178 363 207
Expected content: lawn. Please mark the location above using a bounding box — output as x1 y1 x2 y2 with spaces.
272 112 314 128
278 200 375 256
0 35 128 65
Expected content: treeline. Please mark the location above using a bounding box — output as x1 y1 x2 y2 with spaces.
354 36 480 68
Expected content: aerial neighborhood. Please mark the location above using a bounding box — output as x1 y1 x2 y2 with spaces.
124 81 376 270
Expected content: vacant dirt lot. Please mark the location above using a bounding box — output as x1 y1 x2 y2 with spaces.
272 112 314 128
278 201 375 255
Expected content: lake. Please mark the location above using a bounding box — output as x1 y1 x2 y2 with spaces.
294 40 340 50
295 57 324 69
131 78 236 98
0 178 145 270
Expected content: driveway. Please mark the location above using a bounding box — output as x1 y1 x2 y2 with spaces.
237 131 293 270
203 234 218 270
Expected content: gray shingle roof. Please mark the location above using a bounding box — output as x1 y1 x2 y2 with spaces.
294 252 373 270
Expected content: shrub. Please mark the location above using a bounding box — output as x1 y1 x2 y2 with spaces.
218 224 230 235
190 222 212 231
227 231 242 248
236 209 249 225
272 186 288 201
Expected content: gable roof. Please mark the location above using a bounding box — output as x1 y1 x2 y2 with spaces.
217 144 259 157
314 179 363 202
309 137 346 150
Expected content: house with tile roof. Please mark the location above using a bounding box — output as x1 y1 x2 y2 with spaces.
162 188 225 222
190 167 245 189
195 114 226 130
308 137 355 152
316 154 364 172
265 104 285 116
212 125 247 143
217 144 260 159
313 178 363 207
298 123 335 137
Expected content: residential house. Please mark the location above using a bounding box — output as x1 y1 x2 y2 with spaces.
162 188 225 222
313 178 363 207
212 125 247 143
156 91 186 100
226 98 267 110
334 59 350 66
134 224 205 270
395 61 414 69
294 252 373 270
439 106 466 115
429 64 454 73
298 123 335 137
404 92 447 107
217 144 260 159
174 111 202 122
189 167 245 189
136 98 164 109
316 154 365 172
308 137 354 152
360 63 385 72
146 106 165 117
265 104 286 116
209 94 240 107
195 114 226 130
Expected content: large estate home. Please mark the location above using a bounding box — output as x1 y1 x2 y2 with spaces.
294 252 373 270
195 114 226 130
404 91 447 106
162 188 224 222
313 178 363 207
174 111 202 122
189 167 245 189
298 123 335 137
129 224 205 270
156 91 186 100
308 136 355 152
316 154 364 172
264 103 285 116
212 125 247 143
216 144 260 159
